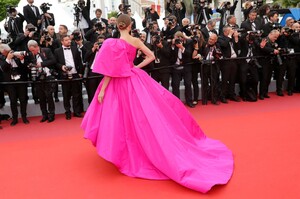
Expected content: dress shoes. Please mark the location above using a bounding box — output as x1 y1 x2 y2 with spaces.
65 114 71 120
10 119 18 126
287 91 293 96
229 96 241 102
259 95 264 100
192 100 198 105
22 117 30 124
263 94 270 98
40 116 48 123
220 98 228 104
48 117 55 123
212 101 220 105
73 113 83 118
276 91 284 96
186 102 195 108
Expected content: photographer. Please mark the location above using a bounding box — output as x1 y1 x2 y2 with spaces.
290 22 300 93
54 35 84 120
14 23 39 51
193 0 213 28
166 0 186 27
226 15 239 29
216 0 239 35
262 11 280 37
217 26 240 103
40 3 55 30
151 35 173 90
0 44 29 126
4 6 25 45
241 9 263 32
85 22 106 43
27 40 56 123
23 0 41 28
162 15 181 40
200 19 218 41
143 21 160 44
238 33 260 101
83 35 105 104
74 0 92 34
257 30 280 99
91 9 108 26
198 33 222 105
142 7 160 27
171 31 194 108
39 28 55 52
257 4 271 25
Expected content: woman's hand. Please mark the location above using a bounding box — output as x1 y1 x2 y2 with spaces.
98 90 105 103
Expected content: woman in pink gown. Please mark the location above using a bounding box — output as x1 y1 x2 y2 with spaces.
81 14 234 193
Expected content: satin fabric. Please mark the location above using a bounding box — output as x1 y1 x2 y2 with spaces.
81 38 234 193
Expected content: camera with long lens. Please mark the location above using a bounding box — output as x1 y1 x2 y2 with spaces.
271 43 286 66
28 63 46 81
42 29 52 42
40 3 52 14
247 30 263 42
0 37 13 44
131 29 140 38
64 66 73 79
27 26 37 33
168 18 174 26
11 51 27 57
283 27 295 36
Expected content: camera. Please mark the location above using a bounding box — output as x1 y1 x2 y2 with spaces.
153 35 162 45
42 29 52 42
40 3 52 13
6 5 16 14
283 27 294 35
72 31 82 41
168 18 174 26
11 51 27 57
175 38 183 45
28 63 46 81
11 67 21 81
254 0 263 9
247 30 263 42
63 66 73 79
0 37 13 44
27 26 37 32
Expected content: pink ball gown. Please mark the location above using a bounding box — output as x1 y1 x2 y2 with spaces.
81 38 234 193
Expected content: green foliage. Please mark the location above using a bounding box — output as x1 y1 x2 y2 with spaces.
0 0 21 21
108 11 118 19
272 0 300 8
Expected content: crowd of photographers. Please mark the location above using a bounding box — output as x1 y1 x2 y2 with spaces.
1 0 300 128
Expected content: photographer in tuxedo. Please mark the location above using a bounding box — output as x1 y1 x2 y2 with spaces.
0 44 29 126
193 0 213 28
216 0 238 35
171 31 194 108
54 35 84 120
84 35 105 104
166 0 186 27
200 19 218 41
198 33 222 105
241 9 263 32
217 26 240 103
151 35 173 90
27 40 56 123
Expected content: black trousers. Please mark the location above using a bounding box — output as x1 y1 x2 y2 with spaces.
286 57 298 92
151 71 171 90
200 63 220 103
219 60 238 98
61 75 83 115
238 61 259 98
5 83 28 119
259 59 274 96
191 63 201 101
274 58 286 93
36 76 55 117
171 66 193 104
0 85 5 105
84 71 103 104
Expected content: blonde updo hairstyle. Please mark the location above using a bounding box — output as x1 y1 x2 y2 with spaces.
117 14 132 30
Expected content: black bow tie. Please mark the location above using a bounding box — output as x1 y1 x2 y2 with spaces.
64 48 71 50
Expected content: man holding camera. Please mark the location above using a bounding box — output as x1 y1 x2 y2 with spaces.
200 19 218 41
163 15 181 40
91 9 108 26
27 40 56 123
166 0 186 27
74 0 92 34
262 11 280 37
241 9 263 32
39 3 55 30
0 44 29 126
217 26 240 103
171 31 194 108
193 0 213 29
217 0 239 35
54 35 84 120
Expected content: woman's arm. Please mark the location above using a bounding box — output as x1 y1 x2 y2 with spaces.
135 39 155 69
98 76 111 103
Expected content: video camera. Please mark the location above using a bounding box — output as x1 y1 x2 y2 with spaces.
0 37 13 44
40 3 52 14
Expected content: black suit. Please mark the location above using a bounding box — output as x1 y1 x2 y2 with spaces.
40 12 55 29
171 39 194 104
0 55 28 120
23 4 41 27
80 0 93 31
218 35 240 98
28 48 56 119
201 27 218 42
4 13 25 41
54 46 84 116
166 2 186 26
240 19 263 32
152 41 173 90
216 0 238 33
194 6 213 28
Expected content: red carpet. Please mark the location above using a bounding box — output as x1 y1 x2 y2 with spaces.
1 93 300 199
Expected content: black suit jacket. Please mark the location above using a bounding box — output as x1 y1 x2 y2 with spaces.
0 56 28 82
81 0 92 28
5 13 25 37
40 12 55 28
217 35 240 58
240 19 263 32
27 48 56 70
54 46 84 76
23 4 41 27
194 7 212 25
201 27 218 41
